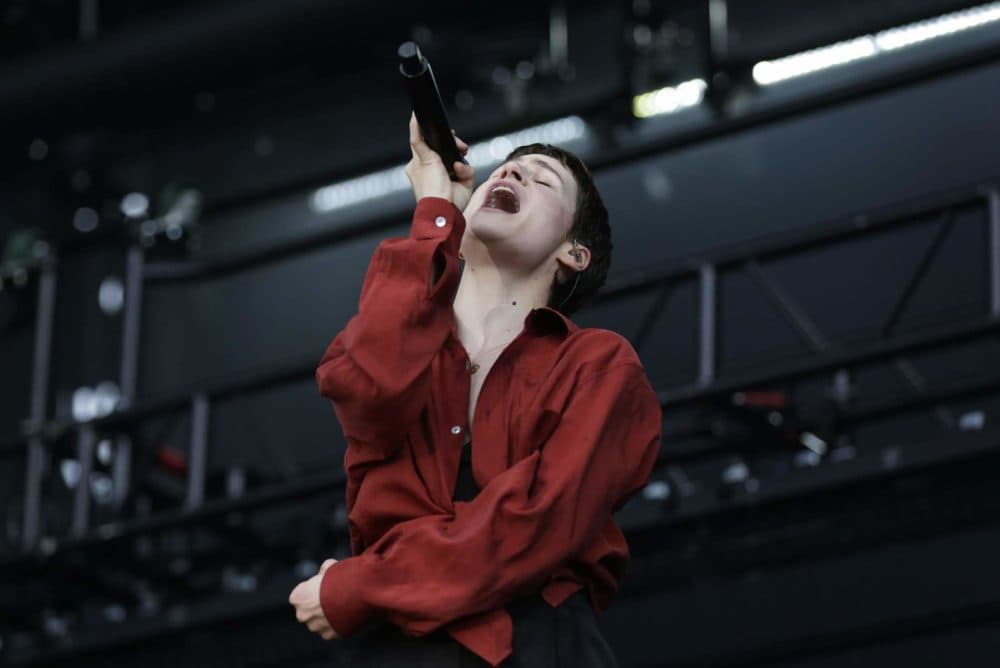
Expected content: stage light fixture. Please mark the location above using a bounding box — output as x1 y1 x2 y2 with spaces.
120 192 150 219
958 410 985 431
98 277 124 315
72 207 99 233
799 431 828 455
631 78 708 119
753 37 878 86
641 479 671 501
60 459 82 488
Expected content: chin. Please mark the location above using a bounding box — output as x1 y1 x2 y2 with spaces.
467 209 519 241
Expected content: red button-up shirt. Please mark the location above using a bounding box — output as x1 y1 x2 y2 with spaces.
315 197 662 666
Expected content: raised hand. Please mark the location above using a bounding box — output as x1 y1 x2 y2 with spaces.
404 112 475 211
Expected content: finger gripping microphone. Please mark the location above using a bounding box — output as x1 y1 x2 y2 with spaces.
399 41 467 181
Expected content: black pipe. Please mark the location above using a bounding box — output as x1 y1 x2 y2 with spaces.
0 0 352 119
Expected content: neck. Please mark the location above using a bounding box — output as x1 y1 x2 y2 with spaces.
453 244 554 354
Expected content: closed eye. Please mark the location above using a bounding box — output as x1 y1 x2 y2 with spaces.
535 180 552 188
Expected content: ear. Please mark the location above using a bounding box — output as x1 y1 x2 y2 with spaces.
555 239 591 282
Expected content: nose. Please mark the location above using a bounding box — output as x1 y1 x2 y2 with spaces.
498 160 526 183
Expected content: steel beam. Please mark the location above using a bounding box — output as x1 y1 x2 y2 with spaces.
21 261 57 550
659 316 1000 406
988 188 1000 318
71 426 97 538
118 245 145 410
184 394 211 511
697 264 717 387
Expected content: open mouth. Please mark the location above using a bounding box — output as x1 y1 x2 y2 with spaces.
483 184 520 213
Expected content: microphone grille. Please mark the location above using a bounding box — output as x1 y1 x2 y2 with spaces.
398 41 425 76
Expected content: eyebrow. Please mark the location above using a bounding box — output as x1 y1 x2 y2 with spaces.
529 157 567 188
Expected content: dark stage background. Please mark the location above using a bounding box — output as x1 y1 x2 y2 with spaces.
2 1 1000 666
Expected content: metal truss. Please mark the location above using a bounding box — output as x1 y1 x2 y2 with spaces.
2 172 999 664
1 182 994 546
607 185 1000 389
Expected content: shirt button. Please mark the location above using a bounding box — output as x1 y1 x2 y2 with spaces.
435 216 447 228
450 425 463 435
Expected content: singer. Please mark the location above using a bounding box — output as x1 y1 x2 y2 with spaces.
289 113 662 667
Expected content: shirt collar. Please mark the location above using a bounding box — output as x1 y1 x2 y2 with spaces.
525 307 578 336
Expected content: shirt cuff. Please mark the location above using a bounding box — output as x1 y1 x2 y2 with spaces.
412 197 466 241
319 556 377 636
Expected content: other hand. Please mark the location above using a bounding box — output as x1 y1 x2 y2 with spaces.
289 558 341 640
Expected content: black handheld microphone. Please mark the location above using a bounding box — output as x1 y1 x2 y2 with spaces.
398 41 467 181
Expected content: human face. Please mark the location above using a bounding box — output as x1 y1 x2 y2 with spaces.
463 153 579 271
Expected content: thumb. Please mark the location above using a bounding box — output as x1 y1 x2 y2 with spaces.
408 112 439 163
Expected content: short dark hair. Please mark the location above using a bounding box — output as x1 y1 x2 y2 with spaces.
505 143 611 316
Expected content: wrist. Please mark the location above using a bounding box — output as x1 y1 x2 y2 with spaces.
417 193 452 205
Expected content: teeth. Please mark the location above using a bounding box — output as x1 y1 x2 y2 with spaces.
485 183 520 213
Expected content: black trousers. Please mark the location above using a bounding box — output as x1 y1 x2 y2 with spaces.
336 588 620 667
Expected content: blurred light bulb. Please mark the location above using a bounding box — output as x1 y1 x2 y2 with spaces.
121 192 150 218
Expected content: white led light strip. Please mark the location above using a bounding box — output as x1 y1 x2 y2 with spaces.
310 116 587 213
632 79 708 119
754 1 1000 86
